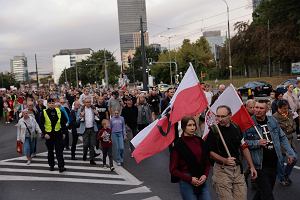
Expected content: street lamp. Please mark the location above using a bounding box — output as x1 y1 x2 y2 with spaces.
160 35 176 85
221 0 232 81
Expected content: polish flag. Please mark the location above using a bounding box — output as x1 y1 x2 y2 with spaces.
203 84 254 139
131 64 208 163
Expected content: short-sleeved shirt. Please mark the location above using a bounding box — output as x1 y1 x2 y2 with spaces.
206 123 243 161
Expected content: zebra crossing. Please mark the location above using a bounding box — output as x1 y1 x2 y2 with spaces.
0 145 142 186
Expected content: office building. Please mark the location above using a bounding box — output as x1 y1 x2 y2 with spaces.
203 31 225 61
117 0 149 61
10 55 28 82
52 48 93 84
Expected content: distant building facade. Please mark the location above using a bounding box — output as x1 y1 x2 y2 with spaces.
10 55 28 82
52 48 93 83
203 31 225 61
117 0 149 62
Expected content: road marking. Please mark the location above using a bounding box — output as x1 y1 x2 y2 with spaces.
142 196 162 200
0 175 138 185
0 168 122 179
114 186 151 195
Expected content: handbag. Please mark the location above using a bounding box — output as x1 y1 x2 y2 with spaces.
16 140 23 154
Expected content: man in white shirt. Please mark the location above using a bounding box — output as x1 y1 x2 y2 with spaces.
80 97 99 165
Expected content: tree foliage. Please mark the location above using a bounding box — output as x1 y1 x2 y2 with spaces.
0 72 19 89
220 0 300 77
59 49 120 86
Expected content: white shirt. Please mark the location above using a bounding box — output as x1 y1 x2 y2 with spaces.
84 107 94 128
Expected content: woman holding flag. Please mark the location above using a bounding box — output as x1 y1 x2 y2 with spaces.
170 116 211 200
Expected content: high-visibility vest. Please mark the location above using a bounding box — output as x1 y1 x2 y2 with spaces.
43 108 61 132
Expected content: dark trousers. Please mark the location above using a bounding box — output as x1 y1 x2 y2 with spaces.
71 130 78 157
45 131 65 168
295 117 300 136
128 124 137 152
102 147 113 167
63 128 70 148
83 128 96 160
253 167 277 200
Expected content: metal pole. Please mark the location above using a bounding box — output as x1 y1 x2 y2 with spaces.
64 67 67 84
268 19 271 77
222 0 232 80
140 17 148 91
35 54 39 88
75 63 79 88
104 49 109 88
168 37 173 85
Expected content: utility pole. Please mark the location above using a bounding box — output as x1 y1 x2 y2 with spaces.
140 17 148 91
268 19 271 77
75 64 79 88
35 54 39 88
222 0 232 81
64 67 67 84
104 49 108 88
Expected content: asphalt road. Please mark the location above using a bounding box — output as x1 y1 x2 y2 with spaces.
0 121 300 200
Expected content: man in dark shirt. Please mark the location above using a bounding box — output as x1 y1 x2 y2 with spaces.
95 96 109 149
121 97 138 152
147 89 160 120
206 105 257 200
161 88 174 113
40 98 68 172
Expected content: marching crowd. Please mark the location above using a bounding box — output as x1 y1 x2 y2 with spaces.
0 81 299 200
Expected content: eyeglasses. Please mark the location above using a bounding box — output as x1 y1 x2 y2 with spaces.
216 114 230 119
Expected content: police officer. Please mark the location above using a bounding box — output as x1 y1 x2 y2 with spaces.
41 98 68 172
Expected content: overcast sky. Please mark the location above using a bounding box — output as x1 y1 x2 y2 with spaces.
0 0 253 73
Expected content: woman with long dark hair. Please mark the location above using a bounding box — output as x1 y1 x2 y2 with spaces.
170 116 211 200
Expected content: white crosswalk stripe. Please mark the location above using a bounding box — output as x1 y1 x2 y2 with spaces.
0 144 142 186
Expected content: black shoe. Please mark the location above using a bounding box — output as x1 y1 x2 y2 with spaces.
90 160 96 165
49 166 55 171
94 153 100 157
59 167 66 173
110 167 115 172
83 155 87 161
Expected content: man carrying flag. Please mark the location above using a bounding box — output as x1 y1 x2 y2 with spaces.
206 105 257 200
131 64 208 163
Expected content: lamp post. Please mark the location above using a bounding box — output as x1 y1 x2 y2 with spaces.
160 35 176 85
221 0 232 81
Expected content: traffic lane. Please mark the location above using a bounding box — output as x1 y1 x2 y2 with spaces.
0 181 155 200
123 145 181 200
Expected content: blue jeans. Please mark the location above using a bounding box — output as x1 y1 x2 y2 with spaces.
179 180 211 200
24 137 35 157
112 132 124 163
277 151 297 181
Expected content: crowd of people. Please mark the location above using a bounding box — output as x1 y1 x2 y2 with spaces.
0 80 299 200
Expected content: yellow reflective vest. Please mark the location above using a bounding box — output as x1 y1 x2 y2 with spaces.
43 108 61 132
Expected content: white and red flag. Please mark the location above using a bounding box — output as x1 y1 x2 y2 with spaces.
203 84 255 139
131 64 208 163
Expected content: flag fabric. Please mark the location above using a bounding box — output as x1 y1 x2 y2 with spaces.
131 64 208 163
203 84 255 139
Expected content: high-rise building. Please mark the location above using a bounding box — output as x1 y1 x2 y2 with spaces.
10 55 28 82
203 31 225 61
117 0 148 61
52 48 93 84
253 0 263 11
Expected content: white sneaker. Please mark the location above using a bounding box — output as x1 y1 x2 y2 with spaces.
26 160 31 165
117 162 121 166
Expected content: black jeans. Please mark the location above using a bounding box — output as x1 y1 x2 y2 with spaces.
253 167 277 200
45 131 65 168
71 130 78 157
63 128 70 148
102 147 113 167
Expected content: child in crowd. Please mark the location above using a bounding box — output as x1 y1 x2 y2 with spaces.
97 119 114 171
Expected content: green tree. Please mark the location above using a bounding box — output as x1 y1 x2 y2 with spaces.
59 49 120 86
0 72 19 89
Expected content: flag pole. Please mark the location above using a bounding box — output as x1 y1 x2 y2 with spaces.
207 106 231 157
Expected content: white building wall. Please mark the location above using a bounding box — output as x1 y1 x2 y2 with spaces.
52 55 71 84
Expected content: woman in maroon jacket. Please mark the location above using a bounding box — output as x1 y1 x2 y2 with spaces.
170 116 211 200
